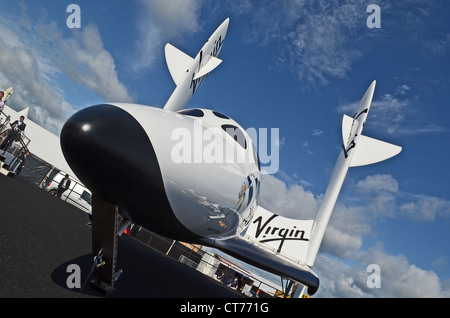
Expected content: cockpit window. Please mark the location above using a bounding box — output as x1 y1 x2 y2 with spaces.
221 124 247 149
213 111 230 119
178 109 204 117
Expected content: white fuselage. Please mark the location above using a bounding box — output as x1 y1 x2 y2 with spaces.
107 104 260 239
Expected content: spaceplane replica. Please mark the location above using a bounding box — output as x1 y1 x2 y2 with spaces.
60 19 401 296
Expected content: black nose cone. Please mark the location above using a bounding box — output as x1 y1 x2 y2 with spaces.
60 104 201 242
60 104 158 205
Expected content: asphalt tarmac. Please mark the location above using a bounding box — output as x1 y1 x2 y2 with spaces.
0 174 244 298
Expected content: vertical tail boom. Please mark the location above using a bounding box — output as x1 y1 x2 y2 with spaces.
305 80 402 266
163 18 229 112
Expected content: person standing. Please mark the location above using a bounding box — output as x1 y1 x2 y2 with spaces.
228 277 239 290
0 115 26 151
14 151 29 175
56 174 71 197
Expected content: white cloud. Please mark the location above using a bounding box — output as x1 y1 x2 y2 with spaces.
396 84 411 95
224 0 367 86
58 25 133 103
258 172 450 297
0 32 68 133
356 174 399 194
338 90 408 132
285 3 363 86
259 174 369 260
312 129 324 136
141 0 202 36
351 173 450 222
221 0 446 89
315 244 450 298
400 195 450 222
425 34 450 56
314 254 369 298
259 174 319 220
355 246 450 298
314 236 450 298
0 4 132 134
337 84 447 136
132 0 203 71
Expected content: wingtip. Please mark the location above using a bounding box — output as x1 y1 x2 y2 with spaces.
221 18 230 30
365 80 377 98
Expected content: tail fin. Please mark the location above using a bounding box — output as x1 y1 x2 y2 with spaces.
202 81 401 296
165 44 194 86
163 18 229 112
305 80 402 266
245 81 401 268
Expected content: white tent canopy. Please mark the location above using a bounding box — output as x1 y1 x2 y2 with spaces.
2 105 76 178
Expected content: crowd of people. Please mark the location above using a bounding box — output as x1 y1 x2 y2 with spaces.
0 89 29 175
0 90 72 197
215 271 241 291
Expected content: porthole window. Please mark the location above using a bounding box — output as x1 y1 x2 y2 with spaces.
212 111 230 119
178 109 204 117
221 124 247 149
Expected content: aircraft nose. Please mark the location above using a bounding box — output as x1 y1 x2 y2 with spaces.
60 104 125 202
60 104 199 241
60 104 158 204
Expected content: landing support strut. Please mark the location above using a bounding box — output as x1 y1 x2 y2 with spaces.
90 195 119 295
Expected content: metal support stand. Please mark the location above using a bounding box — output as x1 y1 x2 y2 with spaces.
89 195 119 295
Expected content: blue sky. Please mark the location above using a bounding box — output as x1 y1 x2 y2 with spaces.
0 0 449 297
